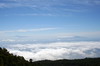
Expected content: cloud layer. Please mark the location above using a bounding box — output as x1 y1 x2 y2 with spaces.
6 41 100 61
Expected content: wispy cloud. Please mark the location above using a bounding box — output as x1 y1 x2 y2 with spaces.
1 0 99 15
57 31 100 38
15 13 61 16
1 39 15 42
0 3 9 8
0 28 57 33
1 0 100 17
0 2 23 8
1 0 100 8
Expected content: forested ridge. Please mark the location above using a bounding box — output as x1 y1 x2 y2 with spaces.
0 47 100 66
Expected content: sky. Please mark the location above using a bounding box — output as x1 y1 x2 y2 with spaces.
0 0 100 61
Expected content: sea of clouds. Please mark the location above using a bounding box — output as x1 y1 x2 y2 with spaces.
5 41 100 61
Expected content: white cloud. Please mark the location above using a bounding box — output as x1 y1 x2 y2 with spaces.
7 41 100 61
58 31 100 39
15 13 61 16
94 0 100 5
0 3 8 8
1 39 15 42
0 28 56 33
1 0 99 15
0 2 24 8
2 0 100 7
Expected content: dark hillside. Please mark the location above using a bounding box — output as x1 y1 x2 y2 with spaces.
0 47 30 66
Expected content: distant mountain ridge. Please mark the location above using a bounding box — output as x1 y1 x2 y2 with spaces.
0 47 100 66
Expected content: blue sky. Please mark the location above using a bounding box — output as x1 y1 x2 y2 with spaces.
0 0 100 42
0 0 100 61
0 0 100 41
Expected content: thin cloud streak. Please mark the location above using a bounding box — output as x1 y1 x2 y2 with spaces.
0 0 99 13
0 28 57 33
15 13 61 16
1 0 100 8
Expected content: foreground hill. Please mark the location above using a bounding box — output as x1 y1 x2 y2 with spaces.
0 47 100 66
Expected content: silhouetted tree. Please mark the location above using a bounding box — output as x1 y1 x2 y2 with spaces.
29 59 33 63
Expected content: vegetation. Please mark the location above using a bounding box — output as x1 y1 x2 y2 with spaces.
0 47 100 66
